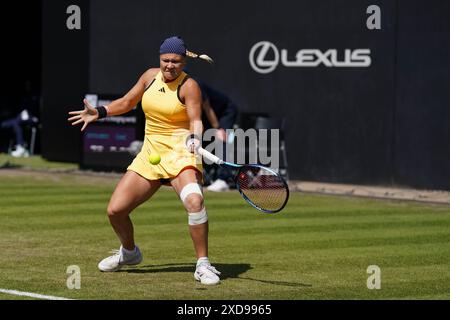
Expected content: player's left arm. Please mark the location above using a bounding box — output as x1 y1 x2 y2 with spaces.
182 78 204 151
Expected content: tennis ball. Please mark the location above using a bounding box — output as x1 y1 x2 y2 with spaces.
149 153 161 165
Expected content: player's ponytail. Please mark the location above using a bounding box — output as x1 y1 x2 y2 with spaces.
159 36 214 64
186 50 214 64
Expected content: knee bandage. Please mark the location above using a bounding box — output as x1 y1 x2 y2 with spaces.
179 183 207 225
179 183 203 203
188 207 208 225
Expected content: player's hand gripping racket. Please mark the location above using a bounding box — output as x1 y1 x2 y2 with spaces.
198 147 289 213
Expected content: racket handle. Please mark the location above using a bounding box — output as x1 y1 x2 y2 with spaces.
197 147 224 165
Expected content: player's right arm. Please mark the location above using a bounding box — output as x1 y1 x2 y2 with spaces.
68 68 158 131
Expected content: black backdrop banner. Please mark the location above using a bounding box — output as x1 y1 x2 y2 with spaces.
42 0 89 162
394 0 450 190
41 0 450 190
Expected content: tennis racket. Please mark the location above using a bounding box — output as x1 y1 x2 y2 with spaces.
198 147 289 213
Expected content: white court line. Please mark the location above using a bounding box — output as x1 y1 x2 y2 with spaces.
0 288 74 300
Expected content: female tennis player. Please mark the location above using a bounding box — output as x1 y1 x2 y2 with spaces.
67 36 220 285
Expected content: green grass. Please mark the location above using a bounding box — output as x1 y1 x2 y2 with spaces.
0 153 78 170
0 170 450 300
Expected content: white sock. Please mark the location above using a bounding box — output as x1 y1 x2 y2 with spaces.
197 257 210 266
121 246 137 256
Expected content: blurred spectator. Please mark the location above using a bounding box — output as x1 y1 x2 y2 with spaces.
194 78 238 191
1 80 40 157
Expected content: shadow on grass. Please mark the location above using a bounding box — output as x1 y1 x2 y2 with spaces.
0 161 22 169
119 263 311 288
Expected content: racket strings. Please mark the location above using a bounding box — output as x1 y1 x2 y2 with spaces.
236 166 288 212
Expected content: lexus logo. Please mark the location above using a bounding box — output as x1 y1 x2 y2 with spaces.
249 41 372 74
249 41 280 74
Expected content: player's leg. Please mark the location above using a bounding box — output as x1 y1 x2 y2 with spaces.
107 170 161 249
99 170 161 272
171 168 207 257
170 168 221 284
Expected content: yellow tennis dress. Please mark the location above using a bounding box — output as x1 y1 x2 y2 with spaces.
127 70 202 181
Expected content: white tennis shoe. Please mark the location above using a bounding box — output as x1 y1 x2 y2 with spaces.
194 262 221 285
206 179 229 192
11 145 29 158
98 245 142 272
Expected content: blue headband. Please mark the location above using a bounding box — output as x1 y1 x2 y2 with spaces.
159 36 187 56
